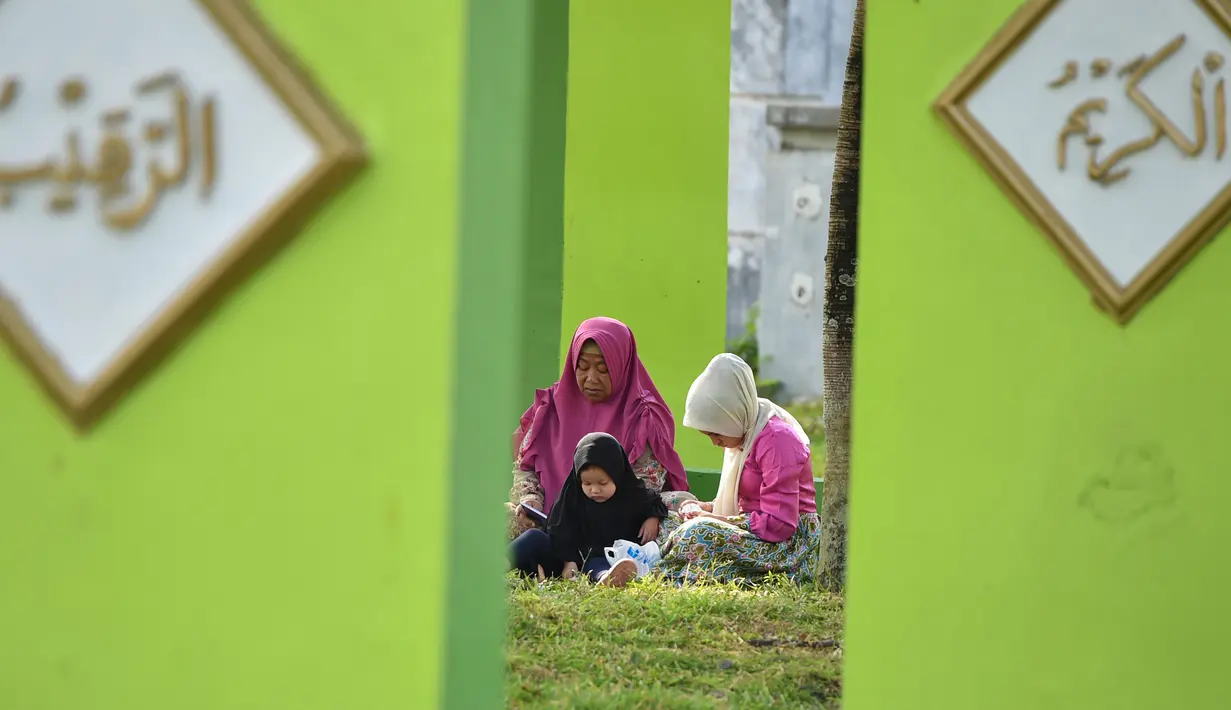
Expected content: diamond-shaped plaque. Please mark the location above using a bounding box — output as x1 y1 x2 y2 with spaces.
935 0 1231 323
0 0 367 431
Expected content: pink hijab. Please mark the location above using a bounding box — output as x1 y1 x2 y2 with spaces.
516 317 689 513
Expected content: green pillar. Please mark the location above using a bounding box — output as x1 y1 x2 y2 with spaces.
848 1 1231 709
442 1 568 709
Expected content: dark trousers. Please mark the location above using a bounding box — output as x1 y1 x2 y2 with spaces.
509 529 611 582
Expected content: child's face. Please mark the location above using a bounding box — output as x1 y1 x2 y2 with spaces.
579 465 617 503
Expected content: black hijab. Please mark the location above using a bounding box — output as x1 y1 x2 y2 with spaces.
546 432 668 564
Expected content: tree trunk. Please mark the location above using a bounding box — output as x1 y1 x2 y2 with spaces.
819 0 864 593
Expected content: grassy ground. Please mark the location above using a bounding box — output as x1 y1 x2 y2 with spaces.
506 574 845 709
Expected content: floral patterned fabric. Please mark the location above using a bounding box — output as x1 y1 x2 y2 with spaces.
506 422 695 540
651 511 821 585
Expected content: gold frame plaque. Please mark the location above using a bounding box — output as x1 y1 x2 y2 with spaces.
934 0 1231 324
0 0 368 432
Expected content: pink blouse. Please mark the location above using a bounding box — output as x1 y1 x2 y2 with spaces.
737 416 817 542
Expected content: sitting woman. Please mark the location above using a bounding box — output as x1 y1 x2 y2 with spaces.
506 316 695 539
509 432 668 585
642 353 820 586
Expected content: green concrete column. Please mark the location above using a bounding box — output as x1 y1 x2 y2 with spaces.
442 0 568 709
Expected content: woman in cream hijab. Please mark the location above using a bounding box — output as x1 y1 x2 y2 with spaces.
652 353 821 585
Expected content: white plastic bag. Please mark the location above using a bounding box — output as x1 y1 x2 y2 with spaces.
603 539 661 577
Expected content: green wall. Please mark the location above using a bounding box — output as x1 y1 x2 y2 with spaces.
561 0 730 471
845 1 1231 709
0 1 463 707
0 1 732 707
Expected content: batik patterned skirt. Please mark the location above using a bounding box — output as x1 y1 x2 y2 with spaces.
658 491 698 511
652 511 821 585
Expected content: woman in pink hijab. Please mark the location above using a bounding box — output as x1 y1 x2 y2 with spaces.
506 317 696 539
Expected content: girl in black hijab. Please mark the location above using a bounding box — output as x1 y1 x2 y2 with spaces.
509 432 668 584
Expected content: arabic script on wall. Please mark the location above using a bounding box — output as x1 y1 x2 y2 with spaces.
1052 34 1227 186
0 71 217 231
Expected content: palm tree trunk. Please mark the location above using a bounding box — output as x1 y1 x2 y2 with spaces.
819 0 864 592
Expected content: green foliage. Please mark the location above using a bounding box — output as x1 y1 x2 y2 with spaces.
729 306 783 401
756 379 784 402
729 306 761 375
784 399 825 442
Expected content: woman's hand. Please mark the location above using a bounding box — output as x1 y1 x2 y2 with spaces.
639 517 661 544
681 500 715 520
696 512 733 523
562 561 579 579
514 498 544 532
506 502 532 539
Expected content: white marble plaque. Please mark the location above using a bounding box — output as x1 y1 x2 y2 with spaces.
0 0 366 429
936 0 1231 323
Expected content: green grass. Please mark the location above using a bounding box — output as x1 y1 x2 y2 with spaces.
506 574 845 709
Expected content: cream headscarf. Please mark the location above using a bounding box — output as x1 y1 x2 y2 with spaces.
682 353 807 517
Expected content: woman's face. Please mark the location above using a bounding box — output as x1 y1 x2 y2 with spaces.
575 340 612 402
579 465 617 502
700 431 745 449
